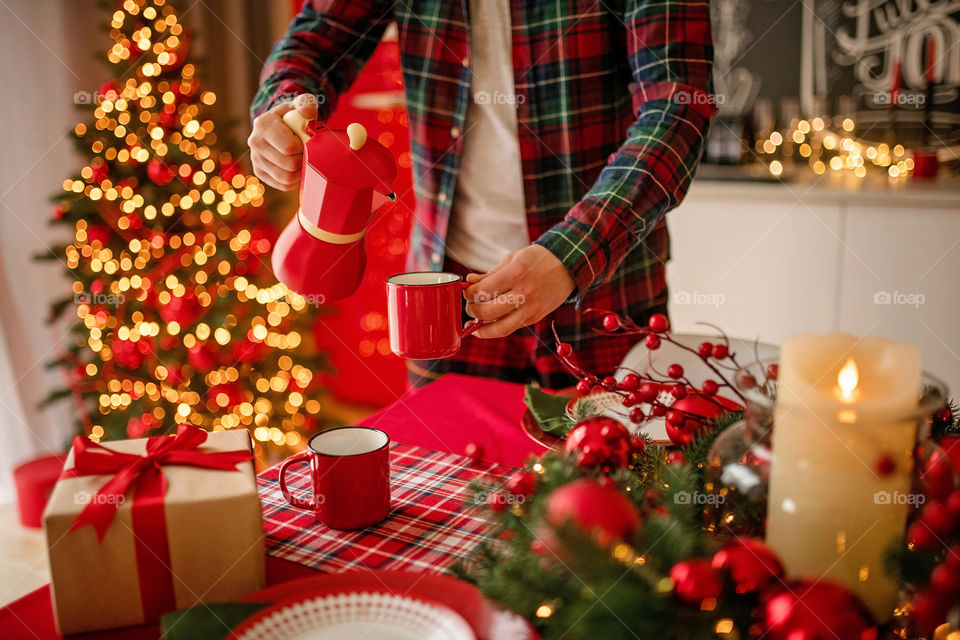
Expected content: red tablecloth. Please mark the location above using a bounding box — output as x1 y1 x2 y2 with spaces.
0 374 541 640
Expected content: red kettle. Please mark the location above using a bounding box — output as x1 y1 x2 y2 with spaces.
271 110 397 302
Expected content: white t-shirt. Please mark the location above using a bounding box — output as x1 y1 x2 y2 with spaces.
444 0 528 273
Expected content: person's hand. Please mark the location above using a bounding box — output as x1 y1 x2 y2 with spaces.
463 245 575 339
247 93 318 191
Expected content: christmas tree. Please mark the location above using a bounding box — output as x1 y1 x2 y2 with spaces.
40 0 325 455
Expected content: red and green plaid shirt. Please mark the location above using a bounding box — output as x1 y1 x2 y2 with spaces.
252 0 714 380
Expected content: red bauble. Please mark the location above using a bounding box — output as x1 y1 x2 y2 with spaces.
220 159 243 182
575 379 593 396
126 413 155 438
112 338 150 370
545 478 639 546
564 416 633 471
234 338 268 364
163 364 185 386
712 538 783 593
629 407 645 423
157 109 177 129
648 313 669 333
667 364 684 379
919 501 956 537
920 446 957 501
159 290 203 326
187 342 218 372
670 559 723 603
209 382 243 409
89 162 109 184
911 589 951 635
147 159 176 186
907 520 937 551
664 393 729 447
665 450 686 465
930 561 960 594
506 471 537 498
86 224 112 246
947 490 960 520
760 580 874 640
98 79 121 100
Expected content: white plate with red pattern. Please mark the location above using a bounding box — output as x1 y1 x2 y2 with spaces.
231 589 477 640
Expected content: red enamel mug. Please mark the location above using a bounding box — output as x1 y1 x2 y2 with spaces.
386 272 483 359
278 426 391 530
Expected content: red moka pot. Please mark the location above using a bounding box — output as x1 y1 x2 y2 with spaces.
272 113 397 302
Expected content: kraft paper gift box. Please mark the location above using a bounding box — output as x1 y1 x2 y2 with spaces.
43 426 265 635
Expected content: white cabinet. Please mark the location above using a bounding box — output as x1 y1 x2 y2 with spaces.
838 205 960 395
666 176 960 395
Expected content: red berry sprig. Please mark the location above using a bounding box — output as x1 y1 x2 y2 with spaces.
552 311 773 431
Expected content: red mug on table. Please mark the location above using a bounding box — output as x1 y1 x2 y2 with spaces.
279 426 391 530
386 272 483 359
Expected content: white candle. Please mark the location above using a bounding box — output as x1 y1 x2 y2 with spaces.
766 333 922 620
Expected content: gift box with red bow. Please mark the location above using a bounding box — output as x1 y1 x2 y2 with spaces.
42 426 265 635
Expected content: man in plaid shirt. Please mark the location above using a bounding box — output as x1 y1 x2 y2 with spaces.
250 1 715 388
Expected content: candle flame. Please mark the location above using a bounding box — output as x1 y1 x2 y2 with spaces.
837 358 859 401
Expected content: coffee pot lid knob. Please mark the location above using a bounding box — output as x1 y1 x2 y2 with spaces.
347 123 367 150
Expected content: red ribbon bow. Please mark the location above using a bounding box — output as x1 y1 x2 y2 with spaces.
62 425 252 621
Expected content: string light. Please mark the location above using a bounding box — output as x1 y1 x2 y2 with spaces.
757 116 913 180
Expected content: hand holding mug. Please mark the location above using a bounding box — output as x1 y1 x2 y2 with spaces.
387 272 483 359
464 245 575 338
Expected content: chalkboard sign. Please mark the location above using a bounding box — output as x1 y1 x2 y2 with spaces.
709 0 959 148
804 0 960 146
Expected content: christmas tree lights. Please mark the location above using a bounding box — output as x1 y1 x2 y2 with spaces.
42 0 325 454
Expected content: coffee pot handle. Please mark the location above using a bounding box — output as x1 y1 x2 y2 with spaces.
460 320 484 338
281 109 313 144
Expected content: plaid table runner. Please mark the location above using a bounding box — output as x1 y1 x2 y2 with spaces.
257 443 519 574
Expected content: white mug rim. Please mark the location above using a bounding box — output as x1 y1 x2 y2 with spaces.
386 271 462 287
307 426 390 458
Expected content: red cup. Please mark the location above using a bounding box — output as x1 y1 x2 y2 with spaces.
912 148 940 179
386 272 483 359
279 426 391 530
